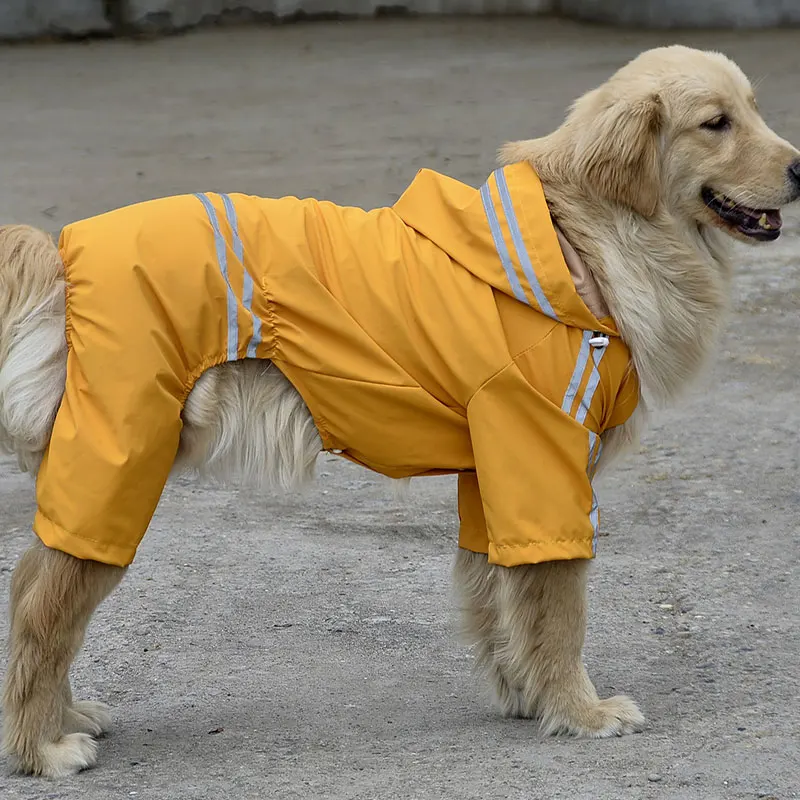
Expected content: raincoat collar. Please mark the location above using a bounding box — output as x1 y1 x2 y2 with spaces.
393 162 617 336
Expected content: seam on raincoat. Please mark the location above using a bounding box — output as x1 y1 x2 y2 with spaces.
492 536 594 549
36 509 115 547
259 275 280 359
182 354 231 403
465 324 559 408
277 367 418 390
270 357 335 447
61 255 74 343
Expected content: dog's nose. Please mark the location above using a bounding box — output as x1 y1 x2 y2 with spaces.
789 159 800 197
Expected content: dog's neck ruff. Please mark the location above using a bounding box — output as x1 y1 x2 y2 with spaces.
553 223 609 320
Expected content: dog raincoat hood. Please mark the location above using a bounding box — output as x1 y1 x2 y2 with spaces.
34 163 639 568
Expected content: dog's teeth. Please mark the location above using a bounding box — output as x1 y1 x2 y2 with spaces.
714 193 735 209
759 213 771 229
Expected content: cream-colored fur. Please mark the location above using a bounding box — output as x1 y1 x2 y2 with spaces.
1 45 799 777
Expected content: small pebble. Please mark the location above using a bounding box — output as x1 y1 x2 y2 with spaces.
647 774 663 783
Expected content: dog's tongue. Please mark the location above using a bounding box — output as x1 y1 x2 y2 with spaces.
763 209 782 229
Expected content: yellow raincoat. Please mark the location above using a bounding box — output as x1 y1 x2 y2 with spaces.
34 162 639 569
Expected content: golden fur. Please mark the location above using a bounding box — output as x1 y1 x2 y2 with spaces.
1 45 799 777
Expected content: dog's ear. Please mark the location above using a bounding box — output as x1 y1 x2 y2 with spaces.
573 92 663 218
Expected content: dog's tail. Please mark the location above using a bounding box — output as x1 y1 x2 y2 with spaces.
0 225 64 327
0 224 66 473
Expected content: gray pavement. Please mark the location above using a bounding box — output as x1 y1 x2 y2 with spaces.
0 18 798 800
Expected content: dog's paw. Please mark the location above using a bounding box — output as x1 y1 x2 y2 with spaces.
24 733 99 778
64 701 112 738
584 695 645 737
541 694 645 738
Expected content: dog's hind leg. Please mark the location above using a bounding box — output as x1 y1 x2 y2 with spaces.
455 549 644 737
2 540 124 777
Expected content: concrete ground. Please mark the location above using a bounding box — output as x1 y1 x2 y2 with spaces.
0 17 798 800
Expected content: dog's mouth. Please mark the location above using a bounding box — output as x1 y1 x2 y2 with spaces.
701 187 782 241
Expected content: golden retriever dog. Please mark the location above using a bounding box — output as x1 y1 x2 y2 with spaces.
2 44 799 777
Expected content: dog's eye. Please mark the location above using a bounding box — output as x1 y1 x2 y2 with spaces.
701 115 731 131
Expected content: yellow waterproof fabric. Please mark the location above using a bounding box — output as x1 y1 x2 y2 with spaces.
34 162 639 568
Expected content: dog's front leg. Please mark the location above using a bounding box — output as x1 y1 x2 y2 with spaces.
2 540 124 777
454 548 644 737
453 547 528 716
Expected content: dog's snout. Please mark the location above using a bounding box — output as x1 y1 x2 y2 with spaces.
789 159 800 197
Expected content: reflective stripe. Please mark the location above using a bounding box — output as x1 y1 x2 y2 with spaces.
494 169 558 321
588 430 603 477
588 432 603 555
587 430 597 474
220 193 244 263
480 181 528 305
590 490 601 555
195 192 239 361
575 345 608 425
561 330 592 414
563 326 609 554
568 337 608 555
220 193 261 358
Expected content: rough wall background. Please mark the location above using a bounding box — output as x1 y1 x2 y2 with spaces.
123 0 552 33
1 0 798 38
0 1 108 38
559 0 800 28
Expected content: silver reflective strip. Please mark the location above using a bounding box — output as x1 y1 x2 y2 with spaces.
480 181 528 305
588 432 603 555
568 334 608 554
575 345 608 425
587 431 598 486
220 193 261 358
561 330 592 414
493 169 558 321
195 192 239 361
220 193 244 262
590 489 600 555
587 430 596 470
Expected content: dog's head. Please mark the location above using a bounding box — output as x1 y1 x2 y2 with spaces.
507 45 800 242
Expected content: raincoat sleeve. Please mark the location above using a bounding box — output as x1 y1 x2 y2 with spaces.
605 365 640 429
33 346 185 568
459 362 596 566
